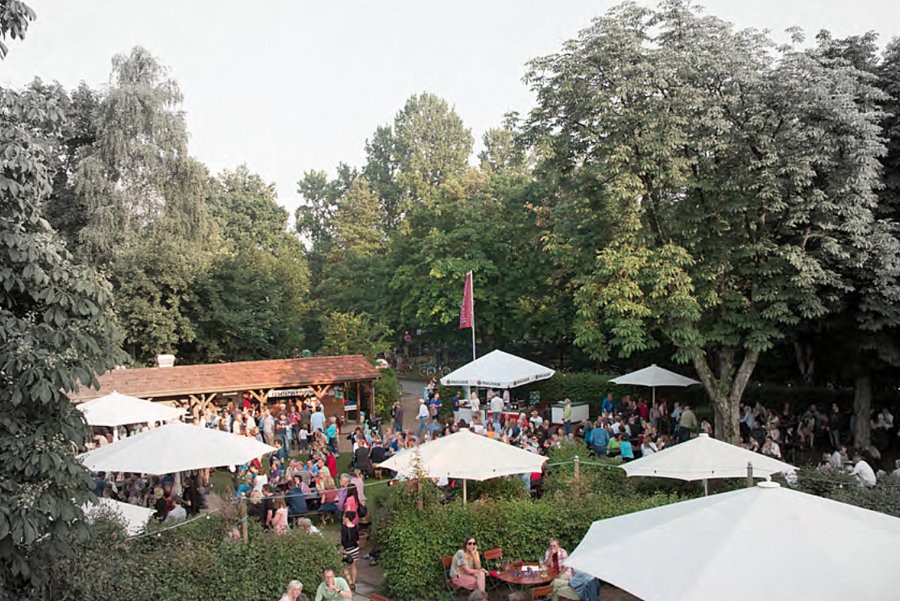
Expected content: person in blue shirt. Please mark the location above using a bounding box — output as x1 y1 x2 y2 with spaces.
588 423 611 457
285 475 309 517
601 393 616 416
618 433 634 462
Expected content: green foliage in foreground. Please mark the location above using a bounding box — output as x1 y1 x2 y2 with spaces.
37 513 340 601
377 444 682 601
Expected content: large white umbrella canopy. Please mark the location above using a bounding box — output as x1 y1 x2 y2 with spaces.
622 433 795 481
609 364 699 403
79 422 276 474
378 428 546 503
440 349 555 389
77 391 185 427
377 428 547 481
566 482 900 601
83 498 156 536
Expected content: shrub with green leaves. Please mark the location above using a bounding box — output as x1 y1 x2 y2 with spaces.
38 514 341 601
377 479 679 601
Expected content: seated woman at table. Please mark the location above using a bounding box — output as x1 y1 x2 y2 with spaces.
450 536 488 592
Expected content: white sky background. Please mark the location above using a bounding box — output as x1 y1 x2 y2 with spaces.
2 1 899 216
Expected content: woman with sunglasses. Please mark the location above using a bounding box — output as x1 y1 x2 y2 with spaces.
450 536 488 592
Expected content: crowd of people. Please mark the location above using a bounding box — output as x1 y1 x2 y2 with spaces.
86 383 899 601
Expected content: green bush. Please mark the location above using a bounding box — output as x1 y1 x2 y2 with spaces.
41 514 341 601
778 468 900 518
375 367 402 418
377 483 679 601
520 372 627 414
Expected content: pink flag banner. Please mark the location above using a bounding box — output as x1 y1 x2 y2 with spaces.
459 271 474 329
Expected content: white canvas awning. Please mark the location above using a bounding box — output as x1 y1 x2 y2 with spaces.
566 482 900 601
77 391 185 427
79 422 276 474
622 433 796 481
439 350 555 389
83 498 156 536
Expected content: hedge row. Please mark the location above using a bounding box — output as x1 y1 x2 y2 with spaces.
38 512 341 601
376 443 682 601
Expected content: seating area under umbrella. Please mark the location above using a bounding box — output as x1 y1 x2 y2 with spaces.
376 428 547 504
609 364 700 403
79 421 277 474
621 432 796 494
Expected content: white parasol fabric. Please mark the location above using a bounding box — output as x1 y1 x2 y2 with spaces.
621 433 795 481
440 350 555 389
566 482 900 601
377 428 547 481
609 364 699 403
83 498 156 536
77 391 185 427
79 422 276 474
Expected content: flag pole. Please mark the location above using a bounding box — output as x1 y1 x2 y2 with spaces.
470 271 476 361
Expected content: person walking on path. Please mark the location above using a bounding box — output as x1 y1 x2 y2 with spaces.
416 399 429 440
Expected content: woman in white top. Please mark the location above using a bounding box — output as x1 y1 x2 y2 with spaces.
641 439 658 457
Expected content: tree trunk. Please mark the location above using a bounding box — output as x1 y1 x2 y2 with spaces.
793 341 815 385
692 348 760 444
853 371 872 450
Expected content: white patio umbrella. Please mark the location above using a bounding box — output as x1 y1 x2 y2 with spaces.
376 428 547 504
609 364 699 403
622 433 795 494
440 350 555 389
77 391 185 428
83 498 156 536
79 422 276 474
566 482 900 601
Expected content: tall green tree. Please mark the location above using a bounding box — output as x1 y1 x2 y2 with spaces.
393 92 473 206
183 167 309 362
71 47 211 362
0 82 125 598
363 125 403 231
0 0 34 58
526 1 888 442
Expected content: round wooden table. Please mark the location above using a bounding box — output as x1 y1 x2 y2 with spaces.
493 562 557 586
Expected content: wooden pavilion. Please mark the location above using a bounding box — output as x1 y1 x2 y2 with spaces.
69 355 381 420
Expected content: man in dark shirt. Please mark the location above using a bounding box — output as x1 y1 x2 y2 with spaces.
286 476 309 517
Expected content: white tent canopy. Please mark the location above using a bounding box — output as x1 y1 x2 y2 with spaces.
83 498 156 536
621 433 795 482
79 422 276 474
440 350 555 389
566 482 900 601
609 364 699 403
77 391 185 427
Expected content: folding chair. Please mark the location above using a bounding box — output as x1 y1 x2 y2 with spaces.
441 555 463 596
483 547 504 589
531 583 554 601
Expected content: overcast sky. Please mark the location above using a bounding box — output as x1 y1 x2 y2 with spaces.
3 1 899 215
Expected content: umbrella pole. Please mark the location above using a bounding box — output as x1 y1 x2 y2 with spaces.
703 478 708 496
463 479 467 506
652 386 656 405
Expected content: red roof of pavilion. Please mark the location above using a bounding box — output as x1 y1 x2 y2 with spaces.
70 355 380 401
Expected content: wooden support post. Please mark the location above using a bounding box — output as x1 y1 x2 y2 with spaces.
241 495 249 544
573 455 580 481
356 382 361 423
